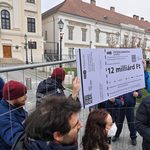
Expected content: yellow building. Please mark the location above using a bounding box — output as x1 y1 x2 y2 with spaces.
0 0 43 63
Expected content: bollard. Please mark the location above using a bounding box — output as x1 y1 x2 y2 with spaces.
26 78 32 90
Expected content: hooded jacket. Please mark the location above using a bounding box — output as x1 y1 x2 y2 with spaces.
36 78 65 105
0 99 28 150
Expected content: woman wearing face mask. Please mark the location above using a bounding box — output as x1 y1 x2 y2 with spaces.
82 109 117 150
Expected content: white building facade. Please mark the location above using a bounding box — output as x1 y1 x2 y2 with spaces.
42 0 150 60
0 0 43 63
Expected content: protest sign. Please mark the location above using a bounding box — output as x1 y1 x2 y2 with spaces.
76 48 145 108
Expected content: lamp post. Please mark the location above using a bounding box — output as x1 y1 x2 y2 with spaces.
90 41 92 48
24 34 28 64
30 40 33 64
58 19 64 68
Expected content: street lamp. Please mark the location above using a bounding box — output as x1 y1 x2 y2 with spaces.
30 40 33 64
90 41 92 48
58 19 64 68
24 34 28 64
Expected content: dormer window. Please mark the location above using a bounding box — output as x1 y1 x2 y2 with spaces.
27 0 35 4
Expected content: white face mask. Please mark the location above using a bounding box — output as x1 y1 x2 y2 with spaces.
105 123 117 137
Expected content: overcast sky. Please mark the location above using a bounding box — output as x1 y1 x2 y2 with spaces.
41 0 150 22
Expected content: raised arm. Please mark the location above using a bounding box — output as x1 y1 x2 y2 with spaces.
143 59 150 93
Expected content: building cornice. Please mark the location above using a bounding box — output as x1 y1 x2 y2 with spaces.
58 11 150 35
24 9 37 18
65 43 90 48
1 31 43 38
0 2 13 10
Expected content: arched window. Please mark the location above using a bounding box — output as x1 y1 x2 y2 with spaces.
1 10 10 29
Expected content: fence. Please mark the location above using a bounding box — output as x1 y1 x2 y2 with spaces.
0 59 145 150
43 54 76 62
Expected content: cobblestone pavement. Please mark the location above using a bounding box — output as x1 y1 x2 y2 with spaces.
0 65 143 150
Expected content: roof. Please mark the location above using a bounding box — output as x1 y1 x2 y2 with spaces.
42 0 150 34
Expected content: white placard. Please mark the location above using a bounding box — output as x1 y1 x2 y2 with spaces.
76 48 145 109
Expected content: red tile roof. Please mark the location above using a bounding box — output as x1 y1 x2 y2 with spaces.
42 0 150 33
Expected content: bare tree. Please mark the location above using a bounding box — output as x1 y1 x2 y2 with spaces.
121 31 139 48
108 33 117 48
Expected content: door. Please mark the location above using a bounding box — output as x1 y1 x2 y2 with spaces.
3 46 12 58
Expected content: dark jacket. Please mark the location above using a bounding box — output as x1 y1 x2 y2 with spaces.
98 98 123 122
36 78 65 105
0 99 28 150
0 77 5 101
123 90 142 107
12 132 78 150
135 96 150 150
11 132 29 150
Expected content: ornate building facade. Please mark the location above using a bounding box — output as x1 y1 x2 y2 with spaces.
42 0 150 59
0 0 43 63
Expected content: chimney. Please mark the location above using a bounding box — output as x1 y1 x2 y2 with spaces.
110 6 115 12
91 0 96 6
133 15 136 19
136 16 139 20
141 17 144 21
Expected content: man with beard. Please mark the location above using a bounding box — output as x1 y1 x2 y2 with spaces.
0 80 28 150
12 96 82 150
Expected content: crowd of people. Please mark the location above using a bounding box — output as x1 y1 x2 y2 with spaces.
0 59 150 150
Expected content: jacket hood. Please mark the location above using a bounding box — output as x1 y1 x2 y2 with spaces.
37 78 65 93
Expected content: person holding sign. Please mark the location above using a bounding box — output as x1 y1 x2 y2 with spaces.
98 97 124 123
82 109 116 150
143 59 150 93
36 68 80 107
112 91 142 146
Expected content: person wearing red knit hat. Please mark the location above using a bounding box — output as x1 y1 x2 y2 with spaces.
0 80 28 150
36 68 80 106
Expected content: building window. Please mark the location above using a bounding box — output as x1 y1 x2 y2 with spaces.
68 48 74 59
124 36 128 46
45 31 47 41
28 41 37 49
27 18 35 33
27 0 35 3
132 37 135 47
144 39 147 49
82 30 86 42
68 27 73 40
116 35 119 45
137 38 141 48
106 33 110 44
1 10 10 29
96 32 99 43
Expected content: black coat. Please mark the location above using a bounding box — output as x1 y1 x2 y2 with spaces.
36 78 65 105
135 96 150 150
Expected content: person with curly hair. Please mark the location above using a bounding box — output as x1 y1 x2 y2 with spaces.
82 109 117 150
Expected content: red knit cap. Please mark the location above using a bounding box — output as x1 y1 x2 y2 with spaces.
3 80 27 100
51 68 65 81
